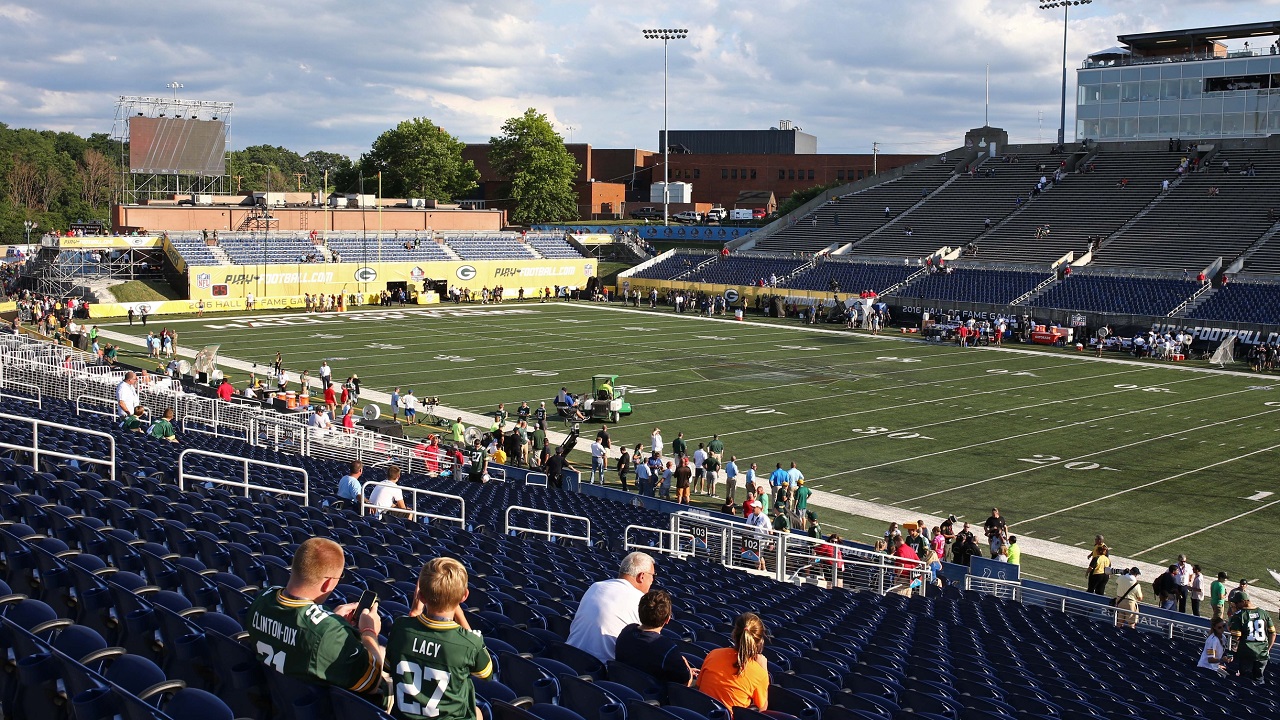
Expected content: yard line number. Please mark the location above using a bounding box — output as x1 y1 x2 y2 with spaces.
1019 454 1120 472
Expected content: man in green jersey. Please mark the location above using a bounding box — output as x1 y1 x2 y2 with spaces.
1228 592 1276 683
245 538 384 699
386 557 492 720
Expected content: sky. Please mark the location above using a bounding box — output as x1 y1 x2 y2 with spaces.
1 0 1276 159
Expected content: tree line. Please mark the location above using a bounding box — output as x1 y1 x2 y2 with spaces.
0 108 580 241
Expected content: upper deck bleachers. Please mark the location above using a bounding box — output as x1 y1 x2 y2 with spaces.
686 255 811 286
166 236 221 266
322 235 454 263
977 150 1173 263
752 161 957 254
784 258 917 294
629 252 715 280
852 154 1061 259
216 233 317 264
1090 149 1280 272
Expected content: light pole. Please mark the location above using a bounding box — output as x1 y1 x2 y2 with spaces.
166 81 183 100
23 220 37 245
1039 0 1091 147
643 28 688 226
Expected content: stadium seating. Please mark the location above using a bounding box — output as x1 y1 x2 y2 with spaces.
897 266 1050 306
1028 273 1200 316
1090 149 1280 272
684 256 811 287
446 234 539 260
851 154 1062 259
166 236 222 266
630 253 718 281
752 162 957 254
784 260 917 295
525 233 589 259
1185 281 1280 325
323 234 455 263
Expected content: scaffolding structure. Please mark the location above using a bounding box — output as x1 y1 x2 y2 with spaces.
112 95 233 204
25 237 170 299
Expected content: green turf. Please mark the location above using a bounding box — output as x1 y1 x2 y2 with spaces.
101 301 1280 585
108 279 180 302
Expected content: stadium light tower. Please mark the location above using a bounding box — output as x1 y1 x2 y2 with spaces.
1038 0 1091 147
166 81 183 100
643 28 688 226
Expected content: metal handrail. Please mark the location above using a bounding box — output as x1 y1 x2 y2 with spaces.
504 505 591 545
177 448 309 504
0 410 115 482
359 481 465 526
624 525 696 559
0 380 42 407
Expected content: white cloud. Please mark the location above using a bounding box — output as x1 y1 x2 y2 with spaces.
0 0 1273 158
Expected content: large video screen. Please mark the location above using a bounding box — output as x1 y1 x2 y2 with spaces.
128 117 226 175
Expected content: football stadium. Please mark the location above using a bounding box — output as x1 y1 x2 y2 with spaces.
3 11 1280 720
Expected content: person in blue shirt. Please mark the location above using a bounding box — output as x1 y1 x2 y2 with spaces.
723 456 739 502
337 461 363 505
768 463 789 488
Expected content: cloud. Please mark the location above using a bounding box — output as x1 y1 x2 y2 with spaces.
0 0 1272 159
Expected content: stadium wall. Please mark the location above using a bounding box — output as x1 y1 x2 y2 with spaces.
186 258 597 300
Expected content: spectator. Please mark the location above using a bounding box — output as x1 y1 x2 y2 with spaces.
1198 618 1229 677
983 507 1007 558
614 589 696 686
1210 571 1230 621
1087 545 1112 595
1006 535 1021 566
123 406 147 433
698 613 769 714
245 538 383 698
467 439 487 482
1227 591 1276 683
368 466 409 519
1113 568 1143 629
1173 555 1192 613
566 552 656 662
148 408 178 443
337 461 363 504
616 446 631 491
1189 563 1204 617
384 557 493 720
115 371 139 421
1153 565 1180 611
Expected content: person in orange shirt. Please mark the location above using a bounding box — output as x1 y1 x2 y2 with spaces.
698 612 768 714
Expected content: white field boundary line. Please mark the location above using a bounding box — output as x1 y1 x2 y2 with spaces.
897 404 1280 505
653 365 1156 443
759 374 1216 477
566 302 1269 380
1132 497 1280 557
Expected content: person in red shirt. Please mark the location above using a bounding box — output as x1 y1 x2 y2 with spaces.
891 534 921 586
323 384 337 407
216 378 234 401
815 534 845 585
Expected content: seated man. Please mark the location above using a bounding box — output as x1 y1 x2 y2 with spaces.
614 589 696 686
567 552 656 662
368 465 409 519
245 538 383 699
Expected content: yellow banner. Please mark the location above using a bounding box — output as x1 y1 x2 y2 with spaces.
87 292 439 318
185 258 597 300
48 235 163 250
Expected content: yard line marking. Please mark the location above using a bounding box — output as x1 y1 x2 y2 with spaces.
1074 541 1087 546
899 403 1278 504
1020 443 1280 528
1049 536 1060 541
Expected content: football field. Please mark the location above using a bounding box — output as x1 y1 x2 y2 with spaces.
102 301 1280 590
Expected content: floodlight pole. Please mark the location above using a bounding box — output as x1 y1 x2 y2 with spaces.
1039 0 1091 147
644 29 688 226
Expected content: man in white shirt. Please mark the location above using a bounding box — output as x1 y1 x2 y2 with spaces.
367 466 408 518
319 360 332 389
589 438 606 485
567 552 656 662
1173 554 1192 614
692 444 708 493
115 372 140 421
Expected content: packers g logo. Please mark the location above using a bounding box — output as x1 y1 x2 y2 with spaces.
456 265 478 281
353 267 378 282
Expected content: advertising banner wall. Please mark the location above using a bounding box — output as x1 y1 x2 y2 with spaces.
186 259 597 300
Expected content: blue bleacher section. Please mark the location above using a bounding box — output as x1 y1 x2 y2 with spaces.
898 267 1049 305
323 235 454 263
1029 274 1201 316
686 256 811 286
218 234 316 264
1186 282 1280 326
446 234 538 260
165 237 220 266
630 253 715 281
785 260 917 295
525 233 589 259
3 385 1276 719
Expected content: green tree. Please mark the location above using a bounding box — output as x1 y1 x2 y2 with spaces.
362 118 477 202
775 181 841 217
489 109 579 224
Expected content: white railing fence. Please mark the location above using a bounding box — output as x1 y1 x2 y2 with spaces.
177 448 309 504
358 482 466 526
0 411 116 482
504 505 591 545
